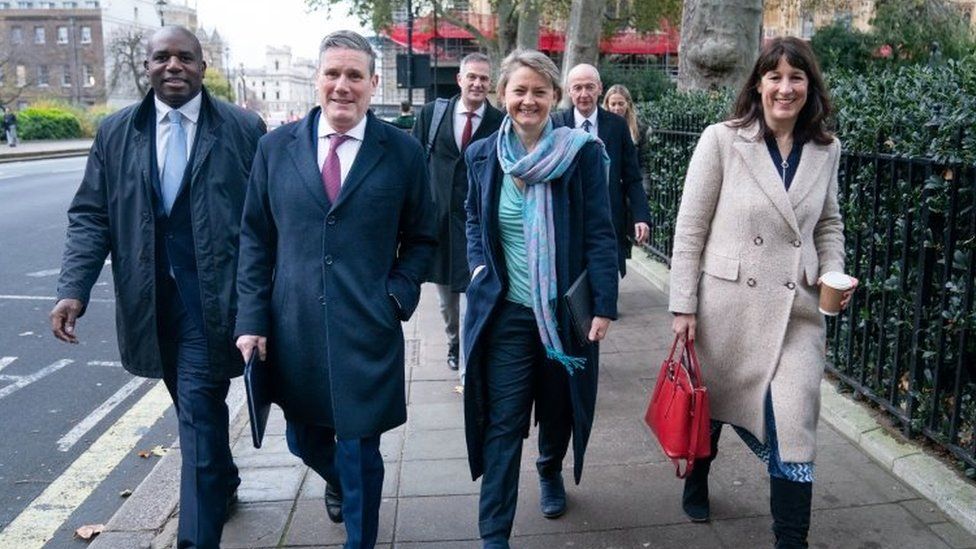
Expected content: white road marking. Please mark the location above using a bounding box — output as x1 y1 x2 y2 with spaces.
57 377 147 452
87 361 122 367
0 356 17 374
0 294 114 303
0 359 73 401
25 269 61 278
0 380 171 547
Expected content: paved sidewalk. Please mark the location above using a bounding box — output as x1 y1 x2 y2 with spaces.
0 138 92 163
98 271 976 548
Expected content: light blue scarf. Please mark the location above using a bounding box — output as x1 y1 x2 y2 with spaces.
496 115 609 374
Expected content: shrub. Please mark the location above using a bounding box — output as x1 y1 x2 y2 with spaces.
599 61 675 103
811 22 874 73
18 106 83 140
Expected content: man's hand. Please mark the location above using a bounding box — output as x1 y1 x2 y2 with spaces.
588 316 612 342
50 298 84 343
672 313 697 343
236 335 267 363
634 222 650 245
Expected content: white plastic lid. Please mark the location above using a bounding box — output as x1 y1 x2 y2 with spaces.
821 271 854 290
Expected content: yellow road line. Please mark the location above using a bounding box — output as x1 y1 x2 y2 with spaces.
0 380 171 548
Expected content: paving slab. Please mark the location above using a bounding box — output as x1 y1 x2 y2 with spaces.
283 498 396 546
220 501 292 549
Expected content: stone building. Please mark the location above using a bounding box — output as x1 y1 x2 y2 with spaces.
762 0 976 39
241 46 316 128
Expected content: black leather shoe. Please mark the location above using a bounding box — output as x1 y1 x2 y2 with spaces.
539 472 566 519
324 483 343 523
448 356 459 371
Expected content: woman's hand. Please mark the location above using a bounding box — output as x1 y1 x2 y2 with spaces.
588 316 612 342
672 313 697 343
236 335 267 362
840 277 859 310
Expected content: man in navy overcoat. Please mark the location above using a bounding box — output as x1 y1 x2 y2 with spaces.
234 30 436 549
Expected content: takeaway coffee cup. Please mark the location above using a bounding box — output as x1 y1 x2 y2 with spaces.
819 271 855 316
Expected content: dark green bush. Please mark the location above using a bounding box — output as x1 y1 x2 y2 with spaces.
811 22 874 73
599 61 675 103
18 107 84 140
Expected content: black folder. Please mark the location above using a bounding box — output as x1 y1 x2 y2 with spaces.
244 351 272 448
563 271 593 346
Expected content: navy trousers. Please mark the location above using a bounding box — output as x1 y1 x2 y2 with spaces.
479 301 555 544
287 421 384 549
158 278 238 549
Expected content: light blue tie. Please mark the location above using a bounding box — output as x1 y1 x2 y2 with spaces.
161 110 187 214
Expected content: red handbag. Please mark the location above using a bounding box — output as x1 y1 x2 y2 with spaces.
644 335 711 478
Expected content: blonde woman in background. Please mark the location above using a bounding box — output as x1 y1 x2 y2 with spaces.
602 84 641 145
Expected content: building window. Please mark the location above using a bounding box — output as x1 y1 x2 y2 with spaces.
274 60 279 71
17 1 31 7
57 26 68 44
133 6 137 19
801 15 815 39
11 26 22 44
80 26 91 43
34 26 45 44
84 0 98 6
275 91 280 100
63 0 77 6
261 91 266 100
15 65 26 87
61 65 71 86
37 65 49 86
82 64 94 86
0 3 10 9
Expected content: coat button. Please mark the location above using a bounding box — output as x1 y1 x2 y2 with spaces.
754 236 763 246
327 215 336 225
747 278 757 287
318 295 326 305
786 281 796 290
324 255 333 265
793 239 801 248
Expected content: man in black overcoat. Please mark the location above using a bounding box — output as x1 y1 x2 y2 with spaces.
412 52 503 375
234 30 436 549
50 26 266 548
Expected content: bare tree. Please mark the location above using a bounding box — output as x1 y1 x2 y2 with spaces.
0 39 34 107
107 27 150 98
677 0 763 91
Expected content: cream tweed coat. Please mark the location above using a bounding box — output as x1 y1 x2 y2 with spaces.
669 122 845 463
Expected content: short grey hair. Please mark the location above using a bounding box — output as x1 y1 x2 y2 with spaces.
496 49 561 102
459 52 491 72
319 30 376 75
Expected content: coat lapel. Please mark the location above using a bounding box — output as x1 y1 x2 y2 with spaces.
332 112 384 211
287 108 331 214
787 142 829 208
471 102 501 142
131 93 159 208
437 96 460 157
188 91 220 183
733 126 800 235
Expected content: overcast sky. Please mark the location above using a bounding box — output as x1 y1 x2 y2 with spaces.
194 0 368 68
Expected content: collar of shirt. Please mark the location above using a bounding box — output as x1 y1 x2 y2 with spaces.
455 100 486 118
317 111 368 142
154 92 202 126
573 108 598 132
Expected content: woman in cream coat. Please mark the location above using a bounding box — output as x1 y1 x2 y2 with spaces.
669 38 855 548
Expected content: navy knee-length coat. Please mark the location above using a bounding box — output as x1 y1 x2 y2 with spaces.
462 132 619 483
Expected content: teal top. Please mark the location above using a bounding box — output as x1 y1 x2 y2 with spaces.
498 173 532 307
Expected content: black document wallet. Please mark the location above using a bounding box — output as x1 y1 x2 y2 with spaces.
244 351 273 448
563 271 593 345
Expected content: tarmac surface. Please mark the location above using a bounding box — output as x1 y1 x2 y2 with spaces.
90 270 976 549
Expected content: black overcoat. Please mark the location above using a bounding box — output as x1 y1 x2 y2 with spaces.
554 108 651 275
56 89 266 379
462 133 619 483
235 109 437 438
412 96 503 291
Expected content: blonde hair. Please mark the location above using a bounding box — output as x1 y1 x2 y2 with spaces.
496 49 562 103
603 84 639 143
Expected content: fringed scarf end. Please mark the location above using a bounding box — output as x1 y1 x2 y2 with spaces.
545 346 587 375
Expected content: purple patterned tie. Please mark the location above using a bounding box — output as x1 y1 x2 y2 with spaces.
322 133 352 203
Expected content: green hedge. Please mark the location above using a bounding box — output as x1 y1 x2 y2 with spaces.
18 107 84 140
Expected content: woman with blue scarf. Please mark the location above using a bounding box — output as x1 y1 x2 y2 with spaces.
461 49 619 549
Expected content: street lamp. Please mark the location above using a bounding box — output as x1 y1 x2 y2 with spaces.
156 0 167 27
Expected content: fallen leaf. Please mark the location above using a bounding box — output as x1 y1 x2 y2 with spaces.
453 385 464 395
137 450 151 458
150 445 167 457
74 523 105 540
119 489 132 498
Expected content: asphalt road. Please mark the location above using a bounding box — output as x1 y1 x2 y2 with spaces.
0 157 178 549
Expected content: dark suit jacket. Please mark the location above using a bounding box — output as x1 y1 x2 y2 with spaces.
412 95 503 291
235 109 437 437
56 89 266 380
462 132 619 484
554 107 651 275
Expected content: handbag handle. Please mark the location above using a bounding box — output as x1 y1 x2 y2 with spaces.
668 335 707 479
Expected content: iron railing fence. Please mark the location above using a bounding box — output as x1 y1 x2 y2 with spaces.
640 122 976 473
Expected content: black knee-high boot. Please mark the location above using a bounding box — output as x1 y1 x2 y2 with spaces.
769 476 812 548
682 425 722 522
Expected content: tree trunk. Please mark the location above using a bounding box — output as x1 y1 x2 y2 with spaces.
561 0 607 91
677 0 763 91
497 0 519 56
516 0 540 50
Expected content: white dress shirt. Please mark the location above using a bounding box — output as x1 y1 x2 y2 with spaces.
453 100 487 151
317 112 368 186
155 92 201 175
573 108 598 135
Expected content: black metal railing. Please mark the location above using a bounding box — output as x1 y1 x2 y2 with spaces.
641 124 976 474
